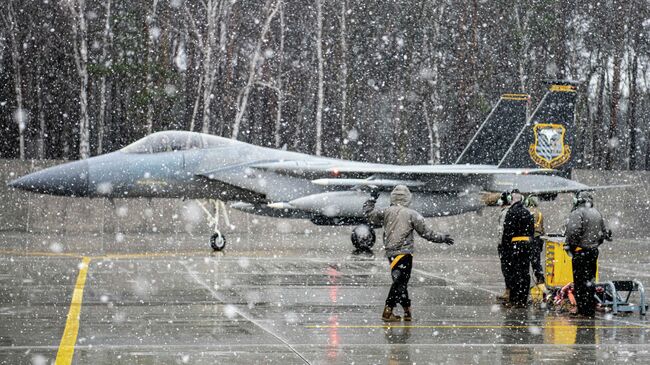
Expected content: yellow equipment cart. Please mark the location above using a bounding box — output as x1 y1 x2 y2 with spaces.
543 235 598 288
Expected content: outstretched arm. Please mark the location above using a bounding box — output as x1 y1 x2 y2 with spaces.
363 194 384 226
412 212 454 245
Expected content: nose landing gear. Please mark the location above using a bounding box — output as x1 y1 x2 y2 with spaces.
198 199 231 252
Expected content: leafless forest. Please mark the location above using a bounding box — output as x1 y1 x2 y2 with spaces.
1 0 649 169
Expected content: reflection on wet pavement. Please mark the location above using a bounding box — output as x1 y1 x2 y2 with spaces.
1 232 649 364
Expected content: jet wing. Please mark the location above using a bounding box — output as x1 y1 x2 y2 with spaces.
249 160 555 192
250 160 552 176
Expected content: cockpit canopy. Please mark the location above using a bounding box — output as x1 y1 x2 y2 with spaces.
121 131 236 154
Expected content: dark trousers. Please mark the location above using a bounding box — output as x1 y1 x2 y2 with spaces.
572 248 599 316
505 243 531 306
386 254 413 308
530 237 545 284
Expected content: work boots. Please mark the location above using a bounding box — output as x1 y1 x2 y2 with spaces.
496 288 510 303
382 306 401 322
403 307 412 321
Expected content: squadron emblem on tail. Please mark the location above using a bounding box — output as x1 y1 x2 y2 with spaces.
529 123 571 169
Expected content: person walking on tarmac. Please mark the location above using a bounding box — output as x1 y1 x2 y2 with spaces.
496 191 513 303
525 195 546 286
565 191 611 317
501 189 535 307
364 185 454 322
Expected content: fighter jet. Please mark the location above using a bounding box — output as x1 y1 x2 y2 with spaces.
8 81 596 251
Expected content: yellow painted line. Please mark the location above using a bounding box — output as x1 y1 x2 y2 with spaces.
55 256 92 365
306 324 646 330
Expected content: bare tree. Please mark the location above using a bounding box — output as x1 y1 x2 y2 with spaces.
606 34 623 168
338 0 349 158
189 74 204 132
64 0 91 159
37 61 45 159
314 0 324 155
185 0 223 134
514 4 530 92
231 0 280 140
145 0 159 135
1 1 25 160
97 0 112 154
273 2 286 148
423 101 441 164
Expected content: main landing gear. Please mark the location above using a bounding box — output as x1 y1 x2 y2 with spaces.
198 199 230 251
351 224 376 255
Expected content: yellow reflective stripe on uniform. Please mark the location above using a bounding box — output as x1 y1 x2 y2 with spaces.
390 254 405 269
511 236 530 242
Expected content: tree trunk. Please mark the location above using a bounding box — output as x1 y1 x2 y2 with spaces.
338 0 349 158
37 67 45 159
200 0 220 134
593 60 606 168
189 74 204 132
3 2 25 160
184 0 222 134
67 0 91 159
628 50 638 170
514 5 529 92
273 3 285 148
145 0 159 135
423 101 436 164
314 0 324 156
231 0 280 140
98 0 112 154
606 51 621 169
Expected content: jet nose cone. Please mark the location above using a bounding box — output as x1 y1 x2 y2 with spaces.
8 160 90 197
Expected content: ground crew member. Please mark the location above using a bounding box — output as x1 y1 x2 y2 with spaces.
496 191 512 303
364 185 454 322
565 191 611 317
501 189 534 307
525 195 545 285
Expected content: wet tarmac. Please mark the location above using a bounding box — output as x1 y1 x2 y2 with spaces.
1 229 649 364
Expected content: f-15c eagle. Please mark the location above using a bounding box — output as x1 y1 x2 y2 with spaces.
9 81 600 251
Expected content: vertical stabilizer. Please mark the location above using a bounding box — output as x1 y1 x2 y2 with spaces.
498 81 579 172
455 94 529 165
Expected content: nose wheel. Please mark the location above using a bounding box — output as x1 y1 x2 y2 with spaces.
210 231 227 251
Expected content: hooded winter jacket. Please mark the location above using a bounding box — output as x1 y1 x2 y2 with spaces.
565 197 609 249
363 185 447 257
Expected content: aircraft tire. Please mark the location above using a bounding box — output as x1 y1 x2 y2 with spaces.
351 224 375 251
210 232 226 251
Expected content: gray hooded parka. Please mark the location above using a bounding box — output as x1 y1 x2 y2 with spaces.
565 194 609 250
364 185 448 257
